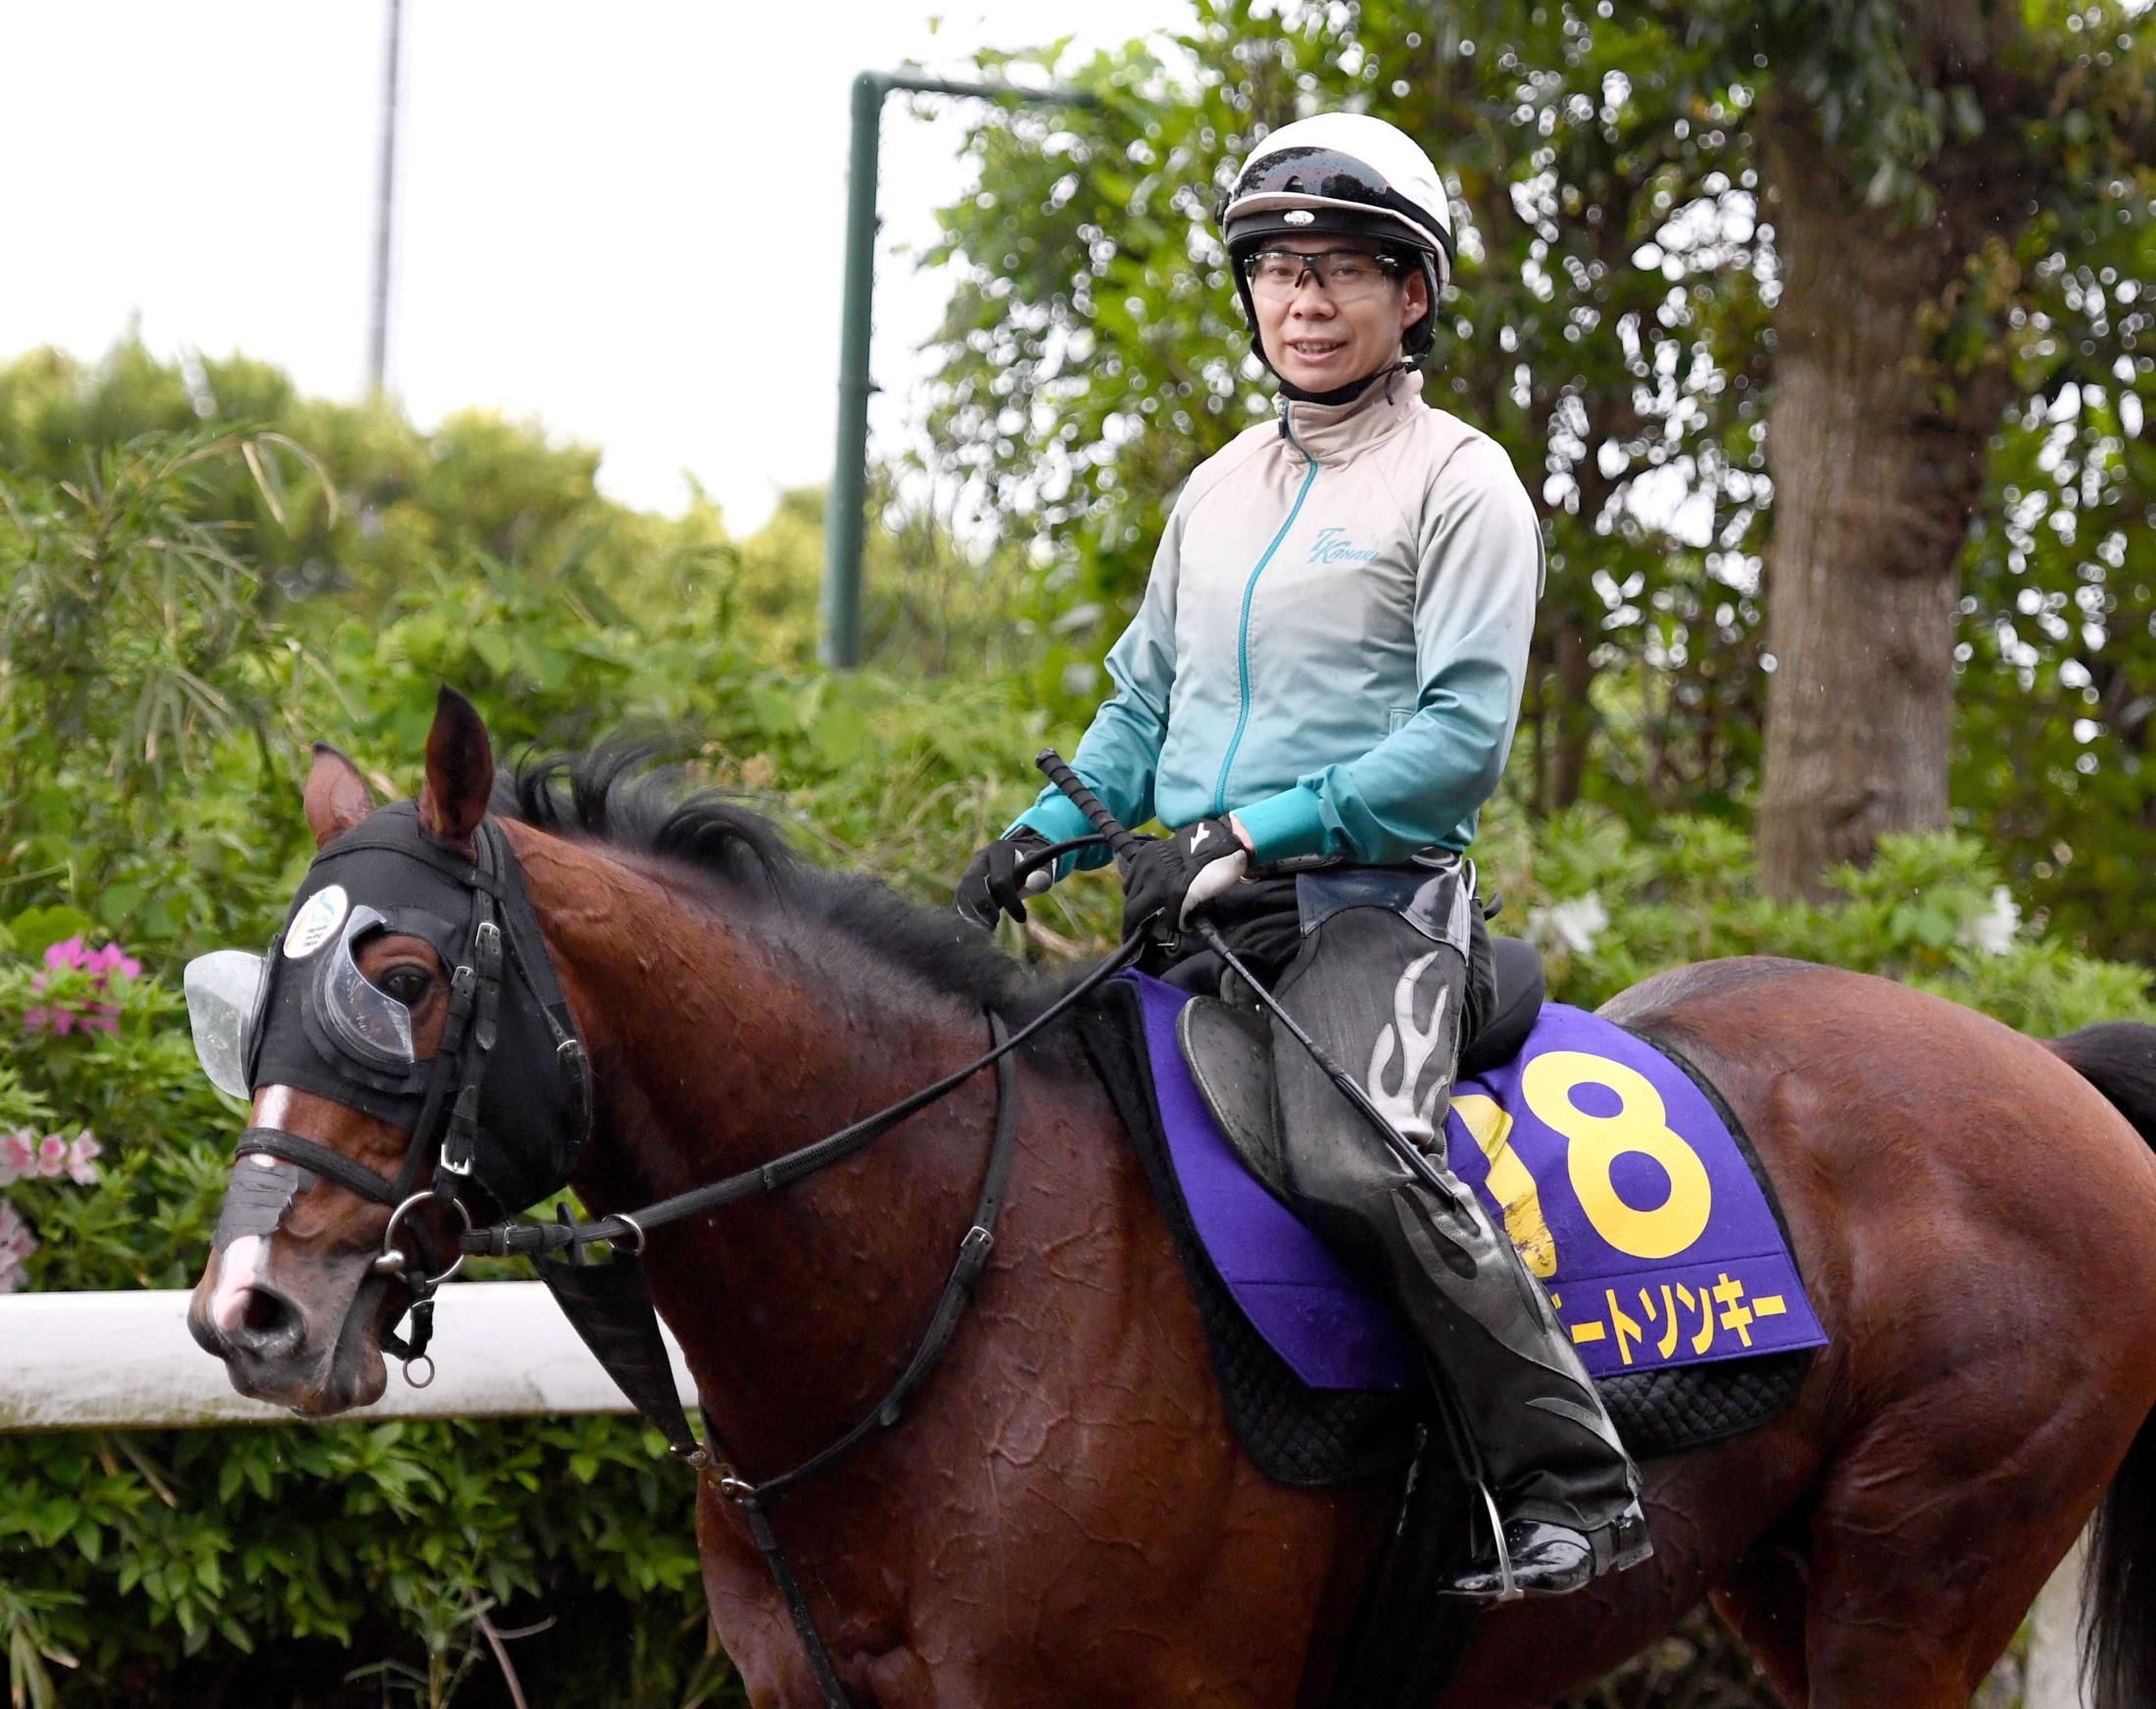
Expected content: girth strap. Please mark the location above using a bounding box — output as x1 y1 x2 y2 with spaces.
710 1011 1023 1709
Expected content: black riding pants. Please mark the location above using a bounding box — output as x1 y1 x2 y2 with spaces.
1153 875 1641 1538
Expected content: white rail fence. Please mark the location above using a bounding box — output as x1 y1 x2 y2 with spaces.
0 1282 693 1432
0 1286 2096 1702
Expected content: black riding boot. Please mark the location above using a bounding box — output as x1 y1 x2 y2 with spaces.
1267 899 1649 1597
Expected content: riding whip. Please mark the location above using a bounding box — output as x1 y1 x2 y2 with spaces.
1033 752 1488 1221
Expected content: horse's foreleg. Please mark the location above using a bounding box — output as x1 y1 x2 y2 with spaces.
1711 1524 1810 1707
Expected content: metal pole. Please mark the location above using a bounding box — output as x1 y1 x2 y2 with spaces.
367 0 404 395
819 73 1095 669
820 72 885 669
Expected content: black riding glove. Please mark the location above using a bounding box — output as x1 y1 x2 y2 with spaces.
955 827 1055 929
1120 815 1250 942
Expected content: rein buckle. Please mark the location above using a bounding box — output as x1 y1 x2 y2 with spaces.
957 1224 996 1274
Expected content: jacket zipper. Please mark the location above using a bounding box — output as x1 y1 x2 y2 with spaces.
1212 411 1319 815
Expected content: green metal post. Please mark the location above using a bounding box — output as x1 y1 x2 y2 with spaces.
820 72 885 669
819 73 1093 668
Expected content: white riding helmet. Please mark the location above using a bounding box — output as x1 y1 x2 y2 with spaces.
1217 113 1453 360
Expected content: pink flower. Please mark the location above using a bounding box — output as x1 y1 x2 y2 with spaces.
62 1132 101 1185
0 1200 35 1293
21 938 135 1037
0 1131 33 1184
84 944 141 981
0 1129 100 1186
24 1132 99 1183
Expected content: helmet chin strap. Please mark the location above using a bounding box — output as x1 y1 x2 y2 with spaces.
1275 356 1417 408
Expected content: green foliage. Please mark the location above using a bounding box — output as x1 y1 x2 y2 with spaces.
1666 0 2156 226
1954 235 2156 957
726 478 1048 679
0 341 1032 695
0 1418 720 1709
0 341 728 621
925 1 1780 790
0 427 329 948
1469 804 2156 1035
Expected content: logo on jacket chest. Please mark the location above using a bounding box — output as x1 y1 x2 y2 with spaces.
1307 526 1378 566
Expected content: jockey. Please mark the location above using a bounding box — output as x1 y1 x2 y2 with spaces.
955 113 1648 1597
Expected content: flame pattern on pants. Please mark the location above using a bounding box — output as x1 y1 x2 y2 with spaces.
1268 895 1643 1542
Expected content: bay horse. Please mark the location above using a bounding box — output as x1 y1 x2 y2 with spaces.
188 692 2156 1709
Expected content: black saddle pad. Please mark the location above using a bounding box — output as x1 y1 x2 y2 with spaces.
1074 980 1813 1489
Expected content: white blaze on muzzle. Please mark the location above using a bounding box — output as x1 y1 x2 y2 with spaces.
208 1140 298 1332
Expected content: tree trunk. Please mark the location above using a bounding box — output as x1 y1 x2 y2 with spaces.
1753 108 2017 898
1544 612 1598 812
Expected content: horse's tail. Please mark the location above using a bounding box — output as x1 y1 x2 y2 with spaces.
2047 1020 2156 1709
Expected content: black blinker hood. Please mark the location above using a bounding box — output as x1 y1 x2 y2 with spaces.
246 802 590 1216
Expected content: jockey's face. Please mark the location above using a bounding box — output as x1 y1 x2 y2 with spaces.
1251 236 1429 393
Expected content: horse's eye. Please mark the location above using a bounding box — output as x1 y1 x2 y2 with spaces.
374 965 433 1007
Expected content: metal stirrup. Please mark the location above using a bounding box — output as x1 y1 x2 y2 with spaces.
1475 1482 1521 1602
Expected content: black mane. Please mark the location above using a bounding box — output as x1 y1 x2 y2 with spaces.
496 741 1077 1025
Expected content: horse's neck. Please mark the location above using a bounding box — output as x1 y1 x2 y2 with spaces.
510 825 1004 1475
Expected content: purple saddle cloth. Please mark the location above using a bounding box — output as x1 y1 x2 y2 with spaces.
1126 971 1828 1392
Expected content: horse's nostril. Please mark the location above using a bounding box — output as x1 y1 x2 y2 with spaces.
226 1285 304 1359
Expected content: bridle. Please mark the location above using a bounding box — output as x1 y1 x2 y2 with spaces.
226 811 587 1381
214 806 1133 1709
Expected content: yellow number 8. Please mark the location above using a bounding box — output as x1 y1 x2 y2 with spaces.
1521 1050 1712 1260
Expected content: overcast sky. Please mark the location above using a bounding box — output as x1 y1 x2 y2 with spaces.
0 1 1186 531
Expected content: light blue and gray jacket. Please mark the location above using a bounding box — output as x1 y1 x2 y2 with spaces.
1014 370 1544 869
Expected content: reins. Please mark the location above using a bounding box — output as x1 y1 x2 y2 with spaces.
457 831 1125 1263
715 1009 1028 1709
452 829 1136 1709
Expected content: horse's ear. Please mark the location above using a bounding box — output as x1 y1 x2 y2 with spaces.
304 743 375 849
417 685 494 854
